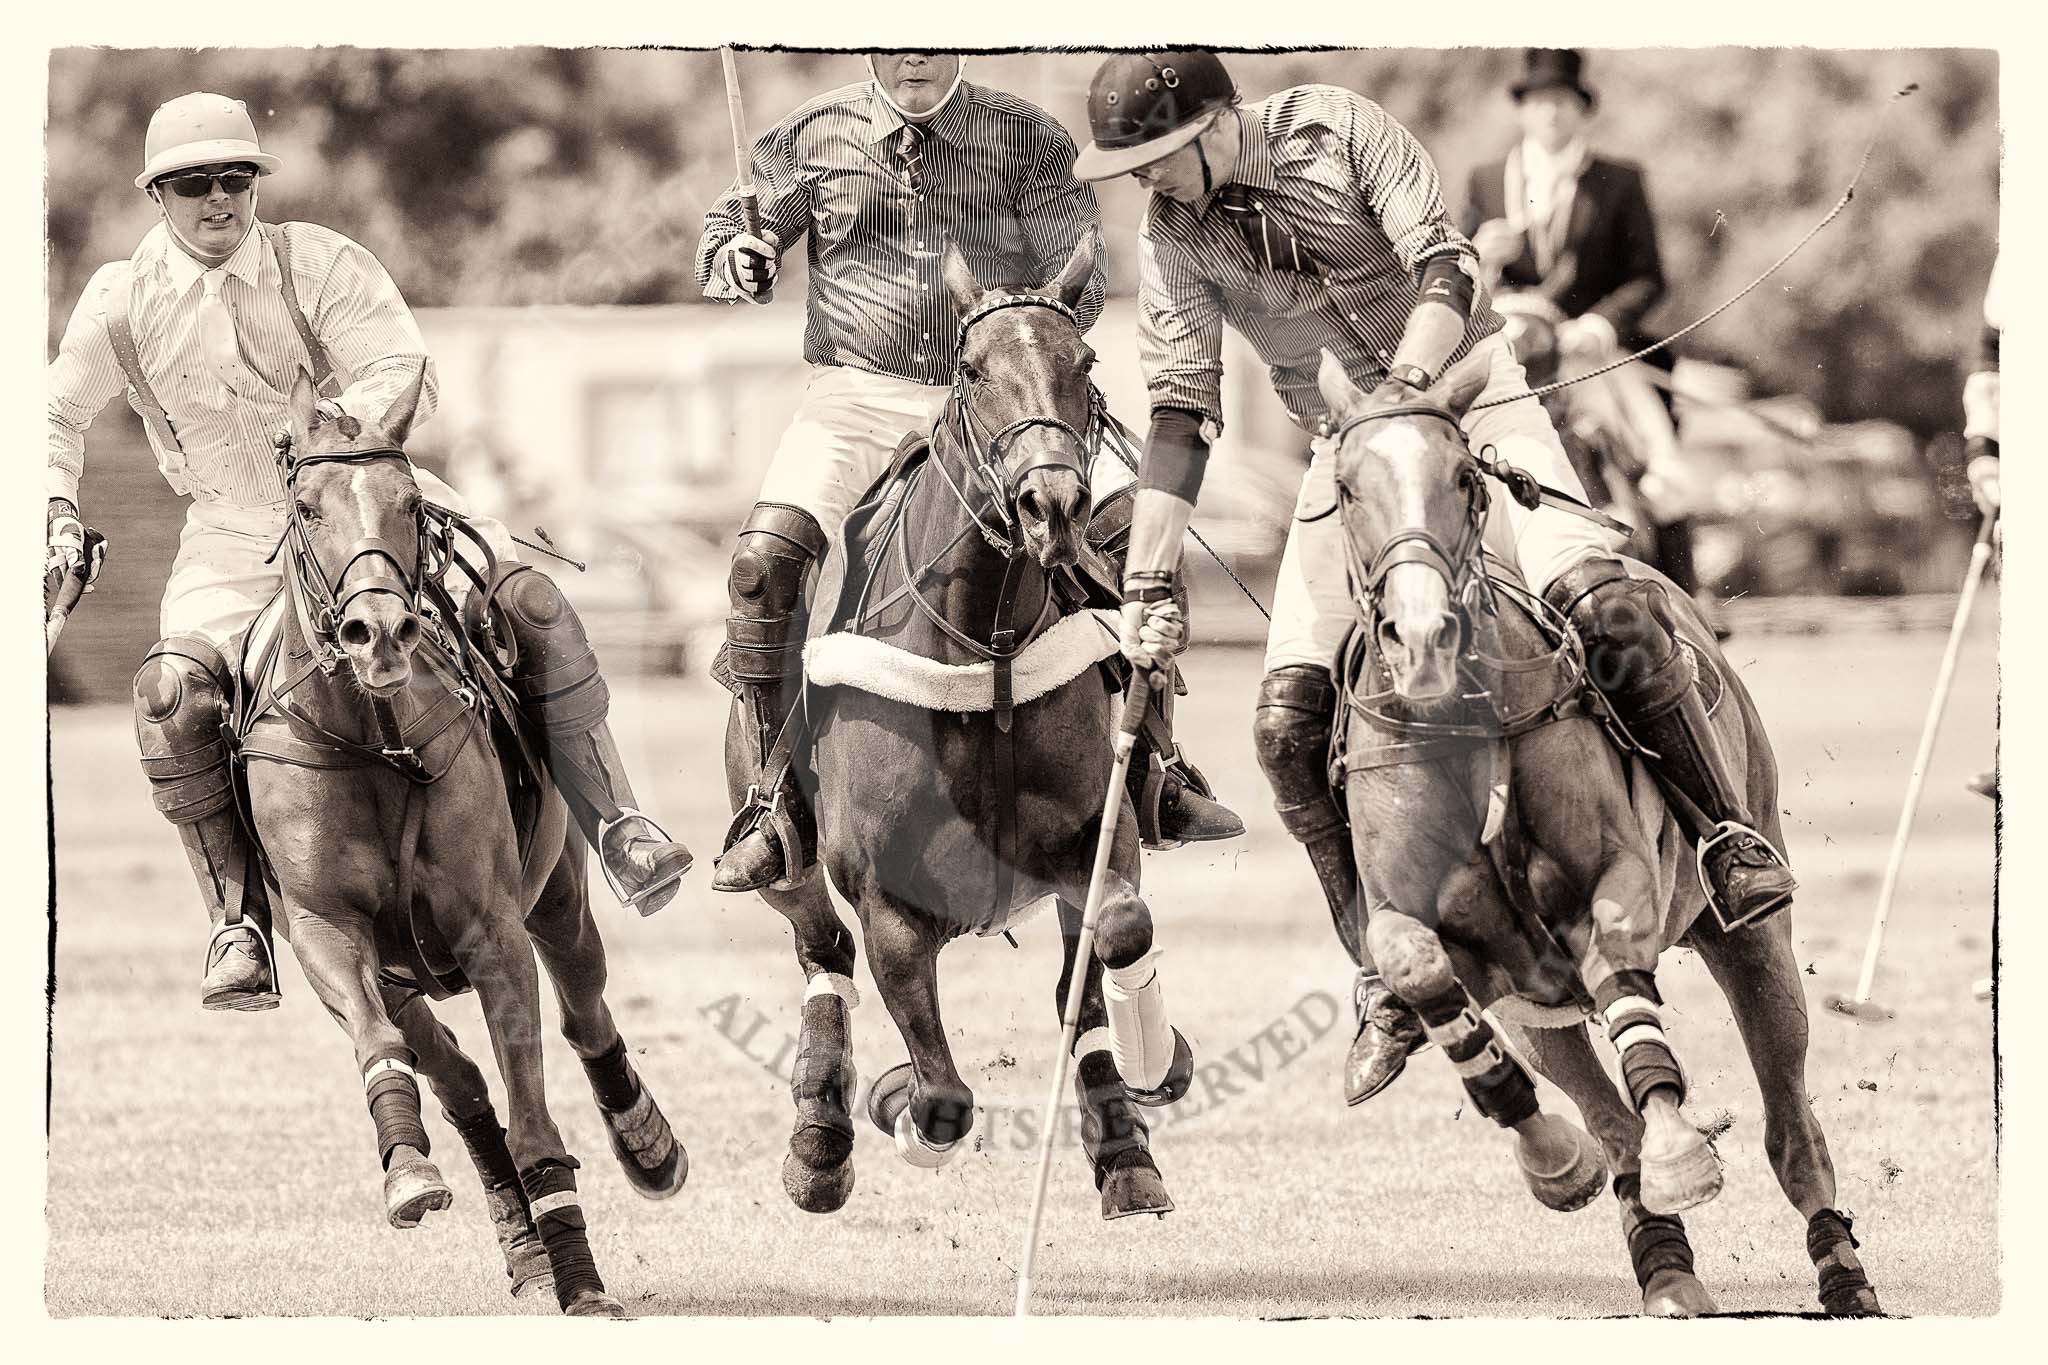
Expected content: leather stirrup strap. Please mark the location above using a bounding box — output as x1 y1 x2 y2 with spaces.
987 547 1034 923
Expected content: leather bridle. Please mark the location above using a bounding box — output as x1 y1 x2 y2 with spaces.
273 436 430 671
931 292 1098 554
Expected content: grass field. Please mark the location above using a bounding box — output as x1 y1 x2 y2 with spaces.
45 599 2001 1318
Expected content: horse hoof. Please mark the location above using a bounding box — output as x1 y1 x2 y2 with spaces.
508 1256 555 1302
1642 1269 1720 1317
1639 1130 1724 1215
562 1288 630 1319
384 1158 454 1230
1125 1029 1195 1108
1100 1156 1174 1221
782 1150 854 1214
1515 1113 1608 1213
1823 1286 1884 1317
602 1088 688 1200
866 1062 914 1137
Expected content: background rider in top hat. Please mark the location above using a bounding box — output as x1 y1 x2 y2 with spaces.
695 52 1243 896
46 93 693 1012
1461 50 1712 616
1072 51 1799 1108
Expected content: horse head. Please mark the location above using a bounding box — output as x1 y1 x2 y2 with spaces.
1319 349 1490 705
940 230 1099 569
281 363 431 696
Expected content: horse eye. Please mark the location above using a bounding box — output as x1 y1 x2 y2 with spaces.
294 501 318 522
959 360 981 382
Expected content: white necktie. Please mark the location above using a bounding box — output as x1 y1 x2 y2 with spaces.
199 269 272 401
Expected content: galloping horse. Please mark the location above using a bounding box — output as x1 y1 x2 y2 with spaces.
234 369 684 1315
729 235 1192 1220
1316 351 1881 1317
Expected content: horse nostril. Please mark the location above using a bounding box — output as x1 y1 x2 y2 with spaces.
338 618 372 649
1377 618 1403 653
393 615 423 649
1018 488 1043 523
1430 613 1461 654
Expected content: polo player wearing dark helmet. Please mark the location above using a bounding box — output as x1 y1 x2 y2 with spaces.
1072 52 1798 1107
695 52 1243 898
47 93 693 1011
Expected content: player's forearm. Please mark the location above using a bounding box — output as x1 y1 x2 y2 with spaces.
1125 488 1196 580
1391 297 1467 380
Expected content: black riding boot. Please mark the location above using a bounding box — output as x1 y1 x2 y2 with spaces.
1252 664 1426 1105
1546 557 1795 929
134 637 278 1011
713 504 828 893
1086 486 1244 848
481 568 693 914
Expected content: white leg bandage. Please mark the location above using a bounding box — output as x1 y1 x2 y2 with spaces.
804 972 861 1008
892 1104 962 1170
1103 948 1174 1092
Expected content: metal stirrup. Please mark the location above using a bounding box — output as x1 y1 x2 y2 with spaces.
597 807 688 911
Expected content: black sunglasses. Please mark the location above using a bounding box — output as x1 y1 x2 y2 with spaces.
157 168 258 199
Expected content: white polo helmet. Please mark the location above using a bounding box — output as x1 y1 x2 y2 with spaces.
134 92 283 190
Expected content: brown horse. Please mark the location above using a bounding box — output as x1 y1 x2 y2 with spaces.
1316 350 1881 1317
235 369 684 1315
727 236 1191 1222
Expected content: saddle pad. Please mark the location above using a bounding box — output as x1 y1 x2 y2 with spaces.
804 608 1120 713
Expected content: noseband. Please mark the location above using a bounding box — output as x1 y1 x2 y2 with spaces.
274 435 430 665
937 292 1098 551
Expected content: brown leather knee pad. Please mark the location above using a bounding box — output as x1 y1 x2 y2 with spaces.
133 636 235 825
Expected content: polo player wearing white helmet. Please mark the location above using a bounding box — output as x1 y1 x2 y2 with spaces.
48 93 692 1011
1073 52 1798 1108
694 53 1244 896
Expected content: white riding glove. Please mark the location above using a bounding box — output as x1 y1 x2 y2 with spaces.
706 228 781 303
1118 584 1188 673
46 499 100 590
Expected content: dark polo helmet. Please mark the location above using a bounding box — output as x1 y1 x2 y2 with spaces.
1072 51 1237 181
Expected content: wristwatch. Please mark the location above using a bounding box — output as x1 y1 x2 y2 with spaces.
1387 363 1433 393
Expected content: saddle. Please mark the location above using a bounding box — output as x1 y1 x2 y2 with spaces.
226 536 547 1002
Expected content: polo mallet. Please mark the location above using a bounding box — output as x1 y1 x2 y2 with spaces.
1014 665 1156 1317
719 46 772 303
1826 510 1999 1023
44 528 106 656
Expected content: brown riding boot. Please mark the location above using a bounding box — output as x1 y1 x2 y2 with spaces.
1547 558 1795 929
483 568 692 913
712 504 827 894
1252 663 1426 1105
134 637 279 1011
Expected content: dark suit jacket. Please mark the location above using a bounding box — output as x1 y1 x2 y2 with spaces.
1462 152 1666 348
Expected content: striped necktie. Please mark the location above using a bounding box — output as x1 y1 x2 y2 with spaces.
896 123 926 198
1214 183 1321 276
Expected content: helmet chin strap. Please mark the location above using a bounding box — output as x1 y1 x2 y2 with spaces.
157 183 258 265
868 56 966 123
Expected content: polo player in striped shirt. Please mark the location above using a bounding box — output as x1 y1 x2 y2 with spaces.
1073 53 1797 1107
695 52 1243 895
47 93 693 1012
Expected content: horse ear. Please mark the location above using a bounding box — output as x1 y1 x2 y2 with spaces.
941 238 983 316
1316 349 1365 419
379 360 430 447
1047 228 1099 311
287 368 318 449
1431 351 1491 421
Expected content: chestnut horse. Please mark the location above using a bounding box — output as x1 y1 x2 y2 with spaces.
237 370 683 1315
1318 351 1881 1317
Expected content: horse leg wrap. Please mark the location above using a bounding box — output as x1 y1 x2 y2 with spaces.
1808 1207 1881 1315
1103 948 1175 1094
1616 1172 1696 1288
1254 665 1367 967
1596 971 1686 1110
520 1159 604 1306
363 1053 431 1167
1411 989 1539 1128
579 1035 641 1113
790 985 857 1169
1075 1049 1151 1186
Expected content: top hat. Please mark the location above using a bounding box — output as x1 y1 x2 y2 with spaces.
1510 49 1597 109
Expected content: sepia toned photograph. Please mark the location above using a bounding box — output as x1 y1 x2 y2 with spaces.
40 37 2001 1320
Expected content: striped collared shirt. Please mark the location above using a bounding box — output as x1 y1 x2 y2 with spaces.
48 219 438 508
695 80 1106 385
1138 85 1502 436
